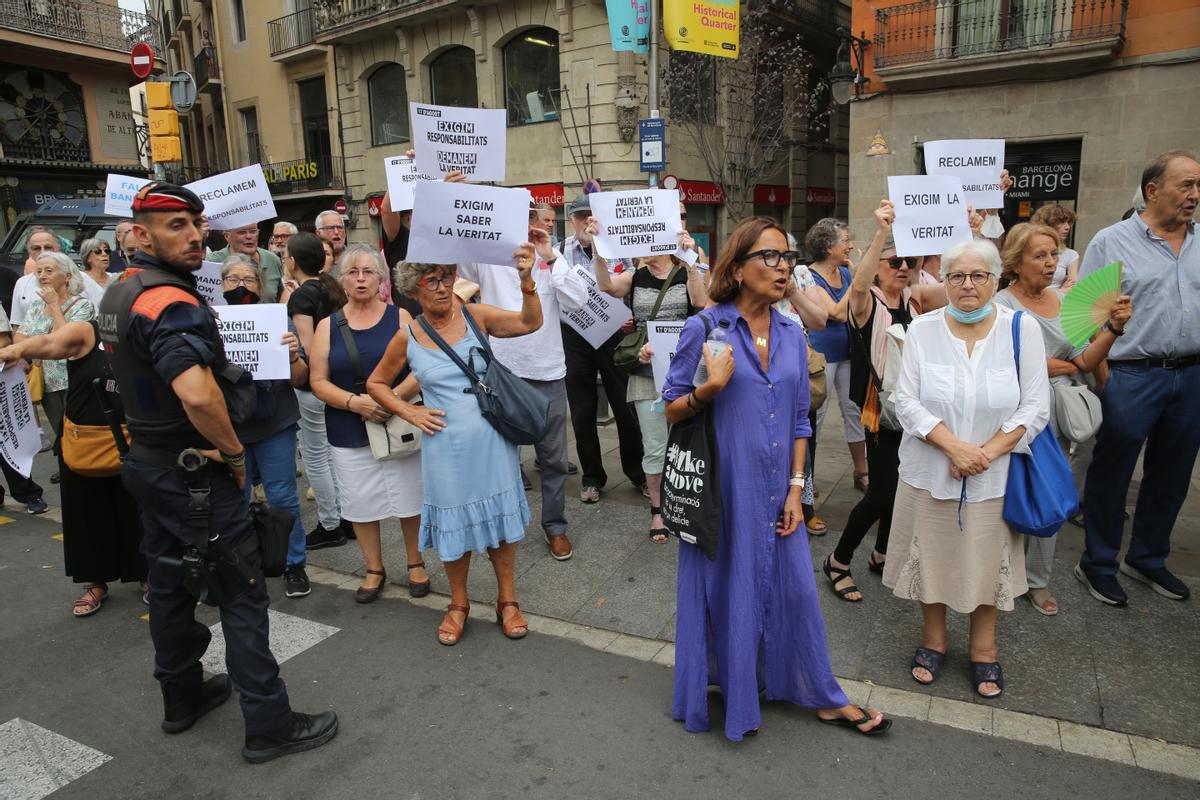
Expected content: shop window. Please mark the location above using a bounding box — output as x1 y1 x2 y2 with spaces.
503 28 560 126
430 47 478 108
369 63 409 146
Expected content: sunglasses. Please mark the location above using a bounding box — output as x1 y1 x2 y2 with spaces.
884 256 917 270
743 249 800 269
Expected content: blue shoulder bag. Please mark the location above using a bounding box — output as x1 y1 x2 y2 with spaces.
1002 311 1079 538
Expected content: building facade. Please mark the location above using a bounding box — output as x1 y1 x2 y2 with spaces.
847 0 1200 249
0 0 163 237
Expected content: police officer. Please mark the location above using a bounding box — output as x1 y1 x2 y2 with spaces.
99 183 337 763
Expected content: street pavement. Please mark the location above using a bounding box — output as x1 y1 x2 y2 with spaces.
2 414 1199 798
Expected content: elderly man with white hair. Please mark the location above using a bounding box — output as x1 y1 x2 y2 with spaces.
314 210 346 261
269 221 299 261
208 223 283 301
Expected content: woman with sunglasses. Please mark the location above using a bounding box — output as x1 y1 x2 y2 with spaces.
822 201 948 603
663 217 891 741
78 237 113 304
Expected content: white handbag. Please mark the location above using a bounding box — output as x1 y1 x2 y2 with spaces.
1053 380 1102 444
365 395 422 461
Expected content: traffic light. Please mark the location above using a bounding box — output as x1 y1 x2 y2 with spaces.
146 81 181 164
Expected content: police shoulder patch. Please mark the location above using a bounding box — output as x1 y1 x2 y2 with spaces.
131 286 200 320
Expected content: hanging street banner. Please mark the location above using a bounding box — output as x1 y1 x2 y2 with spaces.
406 182 531 266
888 175 972 258
590 188 684 260
605 0 651 53
664 0 740 59
104 174 152 218
560 264 633 349
646 320 685 392
923 139 1006 209
409 103 507 181
383 155 436 212
0 363 41 478
196 260 228 306
185 164 277 230
213 304 290 381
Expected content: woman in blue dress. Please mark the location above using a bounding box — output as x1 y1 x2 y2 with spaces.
662 218 892 741
367 245 541 646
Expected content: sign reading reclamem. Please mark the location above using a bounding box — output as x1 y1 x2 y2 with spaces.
213 304 290 381
888 175 972 258
409 103 506 181
185 164 277 230
923 139 1006 209
406 181 531 266
646 320 685 392
590 189 683 261
104 174 152 218
383 155 436 212
560 264 633 350
196 260 228 307
0 363 41 478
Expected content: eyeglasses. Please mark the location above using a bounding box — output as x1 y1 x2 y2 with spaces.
945 271 994 287
743 249 800 269
269 235 292 243
884 256 917 270
679 213 688 222
222 275 260 287
416 274 457 290
318 224 345 233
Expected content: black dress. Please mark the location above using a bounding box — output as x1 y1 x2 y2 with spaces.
59 327 146 585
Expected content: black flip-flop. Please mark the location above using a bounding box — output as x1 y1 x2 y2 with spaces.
911 646 945 685
818 706 892 736
822 555 862 602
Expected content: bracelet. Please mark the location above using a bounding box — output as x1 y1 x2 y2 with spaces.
220 450 246 468
1102 320 1125 337
520 282 537 296
345 393 355 410
789 477 806 487
790 471 804 480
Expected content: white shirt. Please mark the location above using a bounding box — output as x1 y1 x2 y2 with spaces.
0 303 10 334
1049 247 1079 290
9 273 40 328
895 304 1051 502
81 273 107 307
457 251 589 382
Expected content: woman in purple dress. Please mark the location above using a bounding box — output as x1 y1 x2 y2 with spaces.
662 218 892 741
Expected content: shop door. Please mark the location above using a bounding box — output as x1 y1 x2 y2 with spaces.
1002 139 1082 245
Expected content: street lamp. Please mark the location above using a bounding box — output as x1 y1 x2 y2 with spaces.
830 27 871 105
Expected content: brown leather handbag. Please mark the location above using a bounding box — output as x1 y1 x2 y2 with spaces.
61 415 129 478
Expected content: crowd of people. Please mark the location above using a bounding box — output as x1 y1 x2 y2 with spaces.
0 148 1195 754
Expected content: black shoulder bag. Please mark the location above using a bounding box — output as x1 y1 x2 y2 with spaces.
417 308 549 446
612 263 681 373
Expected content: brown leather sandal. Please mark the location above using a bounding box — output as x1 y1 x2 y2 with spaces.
354 568 386 604
407 561 431 598
495 600 528 640
438 603 470 646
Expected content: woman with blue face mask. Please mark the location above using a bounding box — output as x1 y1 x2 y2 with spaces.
885 237 1052 701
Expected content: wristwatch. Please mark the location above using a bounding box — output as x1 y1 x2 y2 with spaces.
1102 320 1125 337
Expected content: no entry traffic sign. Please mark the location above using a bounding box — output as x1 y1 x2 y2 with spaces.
131 43 154 80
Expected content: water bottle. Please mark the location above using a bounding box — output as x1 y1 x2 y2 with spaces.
693 320 730 386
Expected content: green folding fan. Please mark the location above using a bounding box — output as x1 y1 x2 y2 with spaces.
1060 261 1122 347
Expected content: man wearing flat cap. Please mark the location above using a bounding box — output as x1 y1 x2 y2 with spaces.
98 183 338 763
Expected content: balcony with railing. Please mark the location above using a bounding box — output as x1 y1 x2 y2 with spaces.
193 49 221 92
263 155 344 197
312 0 457 43
268 8 324 61
0 0 164 57
873 0 1128 88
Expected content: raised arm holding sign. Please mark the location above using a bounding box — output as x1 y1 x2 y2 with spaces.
409 103 507 181
383 155 436 212
589 189 683 260
923 139 1006 209
888 175 972 257
406 181 532 266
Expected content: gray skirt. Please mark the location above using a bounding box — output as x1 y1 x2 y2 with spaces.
882 481 1028 613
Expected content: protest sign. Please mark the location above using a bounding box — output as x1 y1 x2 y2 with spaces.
410 103 506 181
185 164 277 230
590 189 683 261
605 0 650 53
646 320 685 392
383 155 436 212
104 174 151 218
924 139 1006 209
0 364 41 478
213 304 290 381
888 175 972 258
559 264 633 349
196 260 228 306
406 182 531 266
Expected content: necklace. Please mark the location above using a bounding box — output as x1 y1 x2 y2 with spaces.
755 335 768 348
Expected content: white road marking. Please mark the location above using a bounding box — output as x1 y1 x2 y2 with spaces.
0 718 111 800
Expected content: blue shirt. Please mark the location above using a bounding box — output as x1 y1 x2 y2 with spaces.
1079 214 1199 360
807 266 852 363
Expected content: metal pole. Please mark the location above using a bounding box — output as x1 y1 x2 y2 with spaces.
648 0 660 188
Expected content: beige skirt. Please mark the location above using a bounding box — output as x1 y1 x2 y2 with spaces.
882 481 1027 613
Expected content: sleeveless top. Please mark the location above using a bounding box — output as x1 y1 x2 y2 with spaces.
66 322 124 427
325 304 406 448
808 266 853 362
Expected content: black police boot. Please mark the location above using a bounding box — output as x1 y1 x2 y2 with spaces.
242 710 339 764
161 674 233 734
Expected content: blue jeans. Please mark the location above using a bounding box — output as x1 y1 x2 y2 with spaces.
1081 362 1200 575
242 425 307 568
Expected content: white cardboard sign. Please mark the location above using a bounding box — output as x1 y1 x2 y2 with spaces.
406 182 531 266
104 174 152 218
559 264 633 349
196 260 228 306
185 164 277 230
923 139 1006 209
410 103 507 181
590 189 682 261
0 364 41 478
888 175 972 258
383 155 436 212
213 304 290 381
646 320 685 392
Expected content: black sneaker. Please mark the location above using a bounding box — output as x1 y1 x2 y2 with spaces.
521 468 532 491
305 523 346 551
242 711 339 764
284 565 311 598
1120 562 1190 601
340 518 357 540
1074 563 1128 607
161 674 232 734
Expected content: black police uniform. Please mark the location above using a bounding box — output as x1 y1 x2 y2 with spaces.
98 251 292 736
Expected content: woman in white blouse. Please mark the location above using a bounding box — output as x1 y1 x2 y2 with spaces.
884 238 1051 700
